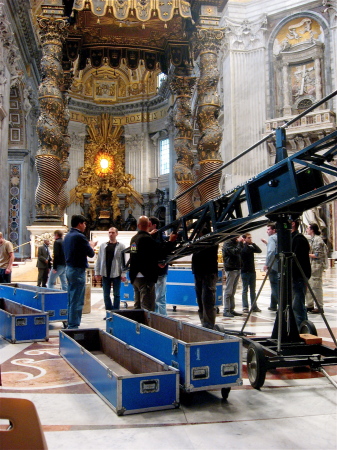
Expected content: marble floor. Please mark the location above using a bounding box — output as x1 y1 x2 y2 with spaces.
0 265 336 449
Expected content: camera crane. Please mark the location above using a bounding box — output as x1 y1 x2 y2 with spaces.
125 90 337 389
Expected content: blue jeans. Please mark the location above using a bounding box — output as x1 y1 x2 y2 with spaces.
292 279 308 329
0 268 11 283
66 266 86 329
241 272 256 309
269 269 279 309
102 276 121 310
155 274 167 315
47 265 67 290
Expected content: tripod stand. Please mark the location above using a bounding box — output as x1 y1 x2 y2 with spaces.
239 214 337 389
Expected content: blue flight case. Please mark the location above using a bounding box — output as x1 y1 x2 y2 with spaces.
59 328 180 416
0 298 49 343
0 283 68 324
106 310 242 397
120 267 223 310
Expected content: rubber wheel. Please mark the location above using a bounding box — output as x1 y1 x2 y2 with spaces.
299 320 317 336
216 307 220 314
247 342 267 390
214 324 225 333
62 321 68 329
173 306 177 312
221 387 231 400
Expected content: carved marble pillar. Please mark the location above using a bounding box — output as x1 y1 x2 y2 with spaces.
35 2 69 223
282 63 292 116
314 58 322 101
142 193 151 217
170 73 196 216
193 28 224 204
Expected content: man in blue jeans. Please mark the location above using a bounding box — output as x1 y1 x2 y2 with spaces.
47 230 67 290
63 215 97 329
94 227 126 313
149 216 169 315
262 223 279 311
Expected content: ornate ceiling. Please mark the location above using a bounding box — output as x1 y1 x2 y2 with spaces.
59 0 227 104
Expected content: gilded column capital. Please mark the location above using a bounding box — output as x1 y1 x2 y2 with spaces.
37 16 68 46
193 27 225 57
170 75 197 98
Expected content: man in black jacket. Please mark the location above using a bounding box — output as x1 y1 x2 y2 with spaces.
241 233 262 313
47 230 67 290
36 238 52 287
129 216 176 311
192 226 219 329
222 236 244 317
291 219 311 328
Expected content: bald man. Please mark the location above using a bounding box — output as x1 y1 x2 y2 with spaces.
0 232 14 283
129 215 176 311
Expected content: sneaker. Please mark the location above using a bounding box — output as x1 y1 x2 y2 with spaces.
268 307 277 311
223 311 234 318
231 310 243 316
306 306 314 312
242 308 249 313
253 307 261 312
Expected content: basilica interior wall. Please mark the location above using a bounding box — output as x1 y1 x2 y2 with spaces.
0 64 10 234
67 121 87 222
0 0 336 256
218 0 337 251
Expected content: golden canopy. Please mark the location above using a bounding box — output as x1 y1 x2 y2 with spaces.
73 0 192 23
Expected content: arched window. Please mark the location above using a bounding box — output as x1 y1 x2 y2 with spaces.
159 138 170 175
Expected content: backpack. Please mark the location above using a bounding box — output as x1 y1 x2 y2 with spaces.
322 242 329 270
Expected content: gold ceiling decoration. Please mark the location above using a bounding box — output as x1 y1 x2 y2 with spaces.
73 0 192 23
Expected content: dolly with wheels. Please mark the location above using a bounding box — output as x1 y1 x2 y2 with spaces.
242 213 337 390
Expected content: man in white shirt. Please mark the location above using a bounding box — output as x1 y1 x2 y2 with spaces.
95 227 126 311
262 223 279 311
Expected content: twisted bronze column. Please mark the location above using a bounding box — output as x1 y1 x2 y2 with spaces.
194 28 224 204
170 74 197 216
35 13 69 222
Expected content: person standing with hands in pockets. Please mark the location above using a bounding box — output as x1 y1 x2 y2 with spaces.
95 227 127 313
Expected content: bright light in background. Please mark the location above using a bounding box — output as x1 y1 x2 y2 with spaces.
100 158 109 169
94 152 115 177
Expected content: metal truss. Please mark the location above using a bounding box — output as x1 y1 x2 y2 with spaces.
158 127 337 264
